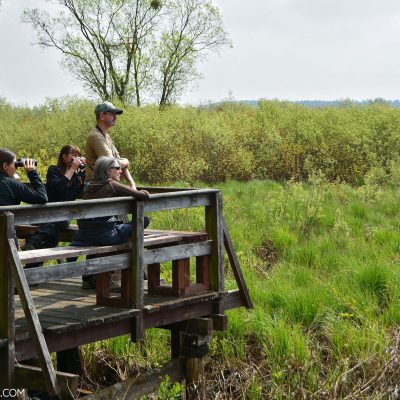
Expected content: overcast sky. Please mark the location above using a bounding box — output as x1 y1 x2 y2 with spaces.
1 0 400 106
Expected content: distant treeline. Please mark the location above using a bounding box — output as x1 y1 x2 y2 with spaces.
1 98 399 185
219 98 400 108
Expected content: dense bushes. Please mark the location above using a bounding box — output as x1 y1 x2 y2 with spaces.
1 98 399 185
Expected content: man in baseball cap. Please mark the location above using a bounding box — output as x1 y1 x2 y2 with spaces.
94 101 123 116
85 101 135 189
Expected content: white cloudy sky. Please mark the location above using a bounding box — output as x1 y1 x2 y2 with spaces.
1 0 400 106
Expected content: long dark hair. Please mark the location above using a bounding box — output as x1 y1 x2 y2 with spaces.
0 148 16 172
57 144 81 173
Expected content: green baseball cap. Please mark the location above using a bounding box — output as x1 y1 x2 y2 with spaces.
94 101 123 117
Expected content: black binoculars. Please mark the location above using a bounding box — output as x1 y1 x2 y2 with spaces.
15 158 38 167
72 157 86 170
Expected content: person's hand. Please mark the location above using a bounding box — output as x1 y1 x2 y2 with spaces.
139 189 150 199
23 158 37 172
13 172 21 181
70 157 83 171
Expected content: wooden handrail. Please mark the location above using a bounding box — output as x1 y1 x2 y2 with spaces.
0 188 220 224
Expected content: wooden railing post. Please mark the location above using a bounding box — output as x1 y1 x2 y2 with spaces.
0 212 15 389
131 200 145 341
205 192 224 292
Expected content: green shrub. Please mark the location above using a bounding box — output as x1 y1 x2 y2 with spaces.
2 98 400 185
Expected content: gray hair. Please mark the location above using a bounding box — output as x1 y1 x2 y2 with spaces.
93 156 119 181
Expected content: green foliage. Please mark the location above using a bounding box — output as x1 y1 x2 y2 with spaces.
152 376 182 400
2 99 400 185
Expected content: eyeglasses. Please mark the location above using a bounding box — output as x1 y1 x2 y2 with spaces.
111 166 121 170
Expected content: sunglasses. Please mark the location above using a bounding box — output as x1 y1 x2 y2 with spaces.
111 166 121 170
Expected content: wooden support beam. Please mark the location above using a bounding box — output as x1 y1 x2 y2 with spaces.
0 212 15 389
56 348 83 376
14 364 78 398
131 200 144 341
186 357 204 389
144 241 212 265
165 317 214 337
205 192 224 292
80 358 185 400
167 317 214 362
196 255 209 285
222 213 253 309
8 239 60 397
170 327 181 360
209 314 228 331
186 318 213 336
181 330 211 398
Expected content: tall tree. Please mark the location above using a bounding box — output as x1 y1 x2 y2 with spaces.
23 0 230 107
155 0 230 108
23 0 161 106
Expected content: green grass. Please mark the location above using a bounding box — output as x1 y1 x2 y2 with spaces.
82 178 400 397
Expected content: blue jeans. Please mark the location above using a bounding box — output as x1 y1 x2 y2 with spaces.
72 216 150 246
74 216 150 286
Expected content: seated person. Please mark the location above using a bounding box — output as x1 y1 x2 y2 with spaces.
71 156 150 288
0 148 48 246
24 145 86 253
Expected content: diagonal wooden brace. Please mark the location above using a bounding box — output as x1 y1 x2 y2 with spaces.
8 239 60 397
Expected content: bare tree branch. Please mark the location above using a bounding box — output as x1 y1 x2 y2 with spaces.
23 0 230 107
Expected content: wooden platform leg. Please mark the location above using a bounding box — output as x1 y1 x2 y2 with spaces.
0 212 15 389
147 263 161 293
96 272 110 303
172 258 190 296
120 269 132 308
170 327 181 359
57 348 83 376
196 255 209 285
205 192 224 292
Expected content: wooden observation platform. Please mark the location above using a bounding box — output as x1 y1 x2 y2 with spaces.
0 187 252 398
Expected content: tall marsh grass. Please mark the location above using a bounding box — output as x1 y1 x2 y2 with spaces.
79 179 399 398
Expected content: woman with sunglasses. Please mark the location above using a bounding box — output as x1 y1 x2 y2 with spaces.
72 157 150 288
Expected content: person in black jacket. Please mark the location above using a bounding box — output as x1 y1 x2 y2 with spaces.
46 144 86 203
0 148 48 247
24 144 85 252
0 148 47 206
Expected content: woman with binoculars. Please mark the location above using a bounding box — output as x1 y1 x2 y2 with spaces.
0 148 47 248
24 144 86 253
46 144 86 203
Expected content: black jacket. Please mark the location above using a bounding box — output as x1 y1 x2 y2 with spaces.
46 166 85 202
0 171 48 206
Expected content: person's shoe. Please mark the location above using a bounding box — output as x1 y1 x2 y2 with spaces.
82 276 96 290
109 280 121 293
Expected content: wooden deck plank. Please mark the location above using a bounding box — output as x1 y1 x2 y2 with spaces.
11 277 220 344
14 290 242 361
